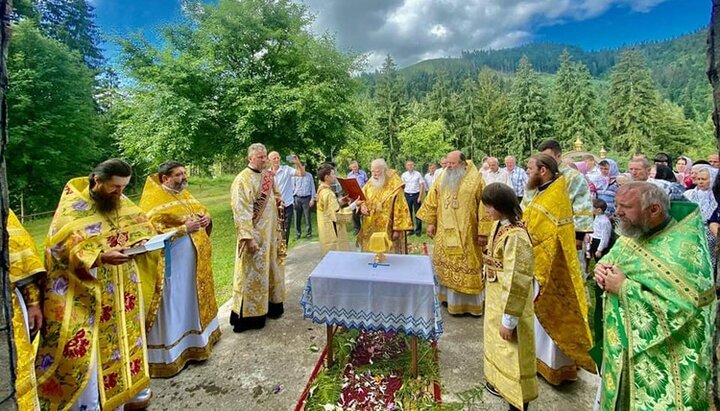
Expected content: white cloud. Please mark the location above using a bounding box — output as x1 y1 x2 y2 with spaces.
298 0 671 70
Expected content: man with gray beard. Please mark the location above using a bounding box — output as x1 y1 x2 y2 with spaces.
593 182 715 410
417 150 492 316
357 158 413 253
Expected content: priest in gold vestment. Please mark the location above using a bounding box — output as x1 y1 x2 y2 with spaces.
357 158 412 254
230 143 286 333
480 183 537 411
316 163 358 255
417 150 491 315
9 209 44 411
36 159 160 411
521 154 595 385
139 161 221 377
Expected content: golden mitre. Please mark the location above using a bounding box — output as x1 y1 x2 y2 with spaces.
368 231 392 263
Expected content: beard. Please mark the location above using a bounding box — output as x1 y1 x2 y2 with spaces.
526 174 543 190
370 175 386 189
91 189 122 214
441 165 466 192
616 216 651 239
166 179 188 193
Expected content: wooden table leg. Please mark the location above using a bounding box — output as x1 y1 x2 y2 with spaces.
326 324 334 368
410 335 418 378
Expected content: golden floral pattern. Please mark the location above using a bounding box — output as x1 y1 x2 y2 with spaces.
36 177 156 411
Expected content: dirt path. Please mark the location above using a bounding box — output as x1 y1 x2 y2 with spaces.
149 241 599 410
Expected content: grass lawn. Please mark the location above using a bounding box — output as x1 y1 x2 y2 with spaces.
20 175 368 305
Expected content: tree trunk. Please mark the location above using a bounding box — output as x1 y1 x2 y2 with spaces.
707 3 720 409
708 0 720 151
0 0 16 409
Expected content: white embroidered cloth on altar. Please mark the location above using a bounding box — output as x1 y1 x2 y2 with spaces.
300 251 443 340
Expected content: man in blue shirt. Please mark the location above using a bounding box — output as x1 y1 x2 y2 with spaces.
269 151 306 246
293 169 316 239
347 160 368 235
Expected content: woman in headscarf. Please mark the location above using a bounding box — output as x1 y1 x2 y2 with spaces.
653 164 685 201
684 166 717 266
675 156 693 188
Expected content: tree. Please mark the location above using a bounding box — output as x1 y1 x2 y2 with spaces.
507 56 551 158
474 67 510 158
35 0 104 68
607 50 659 154
553 50 599 148
424 70 458 147
7 20 101 212
374 54 405 166
653 99 695 158
1 0 16 407
397 119 452 167
115 0 361 173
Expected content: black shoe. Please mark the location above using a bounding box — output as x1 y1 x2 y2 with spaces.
230 311 266 333
268 302 284 319
305 233 311 239
485 382 502 398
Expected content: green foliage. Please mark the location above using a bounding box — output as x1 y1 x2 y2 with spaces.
335 100 386 172
472 68 510 158
397 119 452 167
7 20 102 212
114 0 361 175
36 0 104 68
552 50 599 149
374 54 405 166
507 56 552 158
607 50 659 155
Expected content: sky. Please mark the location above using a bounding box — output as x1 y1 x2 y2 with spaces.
91 0 711 70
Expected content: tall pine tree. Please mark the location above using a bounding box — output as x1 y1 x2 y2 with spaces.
553 50 599 149
374 54 405 166
607 50 659 155
507 56 551 158
36 0 104 68
474 67 509 158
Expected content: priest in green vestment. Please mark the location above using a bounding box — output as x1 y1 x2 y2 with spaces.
594 182 716 410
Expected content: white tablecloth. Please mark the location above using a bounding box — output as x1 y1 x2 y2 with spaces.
300 251 443 341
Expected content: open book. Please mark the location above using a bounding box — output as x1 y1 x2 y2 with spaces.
337 178 366 201
123 230 178 256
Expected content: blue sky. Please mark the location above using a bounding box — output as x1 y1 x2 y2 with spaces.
92 0 711 68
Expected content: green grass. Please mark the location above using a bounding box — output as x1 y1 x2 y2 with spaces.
20 175 318 305
19 178 435 305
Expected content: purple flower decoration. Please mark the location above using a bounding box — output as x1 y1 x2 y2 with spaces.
84 222 102 236
131 273 138 284
106 282 114 295
51 277 68 296
37 354 53 371
111 349 121 361
72 200 88 211
136 336 143 348
88 313 95 327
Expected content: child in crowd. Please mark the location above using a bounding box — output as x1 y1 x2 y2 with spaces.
481 183 537 411
589 199 613 262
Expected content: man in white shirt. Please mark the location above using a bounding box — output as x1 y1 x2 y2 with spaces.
482 157 511 187
401 160 425 236
424 162 438 189
268 151 306 245
504 155 528 202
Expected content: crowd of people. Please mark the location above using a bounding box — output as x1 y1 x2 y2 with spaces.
6 139 720 410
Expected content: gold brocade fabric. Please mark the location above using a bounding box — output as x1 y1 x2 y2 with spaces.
522 176 595 372
358 171 413 254
36 177 158 411
416 161 491 295
230 169 285 318
8 209 43 411
316 184 351 256
483 221 537 409
138 174 218 331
